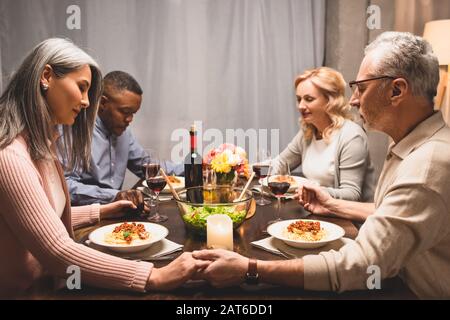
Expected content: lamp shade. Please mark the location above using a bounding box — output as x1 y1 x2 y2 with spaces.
423 19 450 65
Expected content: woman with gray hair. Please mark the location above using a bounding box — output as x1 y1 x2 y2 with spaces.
0 38 208 294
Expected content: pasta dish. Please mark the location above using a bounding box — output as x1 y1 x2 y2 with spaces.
283 220 326 242
168 175 181 184
104 222 150 245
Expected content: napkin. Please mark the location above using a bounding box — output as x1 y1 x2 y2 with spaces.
251 236 352 259
158 195 174 202
85 238 183 261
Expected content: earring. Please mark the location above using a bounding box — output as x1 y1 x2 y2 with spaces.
41 83 49 91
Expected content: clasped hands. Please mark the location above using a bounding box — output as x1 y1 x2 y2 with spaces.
146 249 250 291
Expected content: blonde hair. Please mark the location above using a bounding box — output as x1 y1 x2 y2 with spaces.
0 38 102 171
294 67 352 143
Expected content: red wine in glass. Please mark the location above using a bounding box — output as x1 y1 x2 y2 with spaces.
266 174 291 226
253 163 271 206
268 181 290 196
146 177 167 193
253 164 270 179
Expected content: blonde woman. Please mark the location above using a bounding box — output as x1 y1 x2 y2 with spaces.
0 38 208 295
272 67 375 207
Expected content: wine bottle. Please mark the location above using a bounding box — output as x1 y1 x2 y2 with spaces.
184 124 203 190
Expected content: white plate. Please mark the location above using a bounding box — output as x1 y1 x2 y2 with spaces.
267 219 345 249
143 176 185 194
261 176 310 193
88 222 168 253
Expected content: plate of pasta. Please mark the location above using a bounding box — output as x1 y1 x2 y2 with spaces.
88 222 168 253
267 219 345 249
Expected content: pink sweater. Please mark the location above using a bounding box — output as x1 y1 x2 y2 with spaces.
0 136 153 294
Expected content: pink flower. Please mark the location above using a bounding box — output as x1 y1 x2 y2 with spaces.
203 143 250 178
217 143 236 153
203 148 217 164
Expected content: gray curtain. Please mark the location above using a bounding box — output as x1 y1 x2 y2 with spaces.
0 0 325 169
394 0 450 34
325 0 395 182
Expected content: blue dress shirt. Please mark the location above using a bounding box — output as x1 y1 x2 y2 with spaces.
65 117 183 205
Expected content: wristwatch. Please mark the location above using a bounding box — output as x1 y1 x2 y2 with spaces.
245 258 259 285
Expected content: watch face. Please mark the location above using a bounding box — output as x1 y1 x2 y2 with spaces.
246 273 259 285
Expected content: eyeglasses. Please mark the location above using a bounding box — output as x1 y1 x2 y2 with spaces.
349 76 396 94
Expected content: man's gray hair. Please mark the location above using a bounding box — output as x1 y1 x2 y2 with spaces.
365 32 439 103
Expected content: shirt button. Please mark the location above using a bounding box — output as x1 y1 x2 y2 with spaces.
111 163 115 167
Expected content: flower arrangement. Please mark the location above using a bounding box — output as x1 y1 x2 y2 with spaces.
203 143 250 184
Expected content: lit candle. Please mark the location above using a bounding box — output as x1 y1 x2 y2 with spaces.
207 214 233 251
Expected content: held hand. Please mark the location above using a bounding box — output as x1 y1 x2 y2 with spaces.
113 189 146 214
192 249 248 288
100 200 137 219
146 252 211 291
297 183 333 216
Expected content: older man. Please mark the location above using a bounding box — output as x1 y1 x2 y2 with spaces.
193 32 450 298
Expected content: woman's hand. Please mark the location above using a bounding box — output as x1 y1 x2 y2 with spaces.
146 252 211 291
100 200 137 220
297 183 334 216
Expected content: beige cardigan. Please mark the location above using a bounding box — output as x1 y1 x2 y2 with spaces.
0 135 153 294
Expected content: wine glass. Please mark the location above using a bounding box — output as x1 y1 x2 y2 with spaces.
252 149 272 206
202 165 216 203
203 165 217 189
143 152 168 222
143 195 156 218
266 162 291 225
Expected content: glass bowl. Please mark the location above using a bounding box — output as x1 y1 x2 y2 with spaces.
174 186 253 235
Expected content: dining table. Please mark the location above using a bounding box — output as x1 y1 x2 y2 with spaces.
18 178 417 300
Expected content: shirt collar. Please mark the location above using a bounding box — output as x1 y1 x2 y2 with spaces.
389 111 446 160
95 117 111 138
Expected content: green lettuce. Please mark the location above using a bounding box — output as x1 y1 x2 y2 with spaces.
182 205 247 229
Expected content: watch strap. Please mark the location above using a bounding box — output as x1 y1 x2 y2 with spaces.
245 258 259 285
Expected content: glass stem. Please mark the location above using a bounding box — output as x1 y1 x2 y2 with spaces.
276 197 281 220
259 181 264 201
154 193 160 217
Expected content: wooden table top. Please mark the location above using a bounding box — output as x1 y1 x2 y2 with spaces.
19 180 416 300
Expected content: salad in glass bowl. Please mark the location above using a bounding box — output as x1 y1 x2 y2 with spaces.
175 186 253 235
